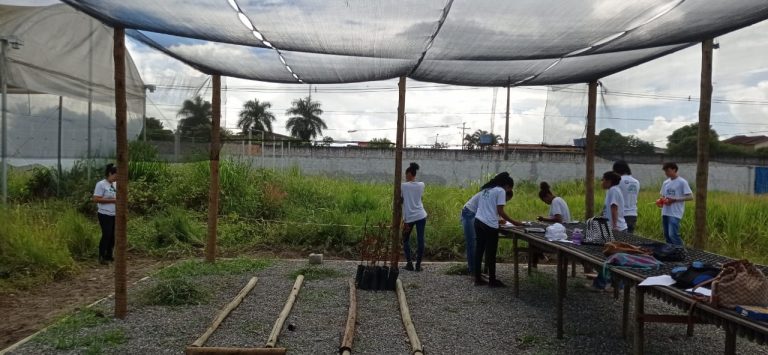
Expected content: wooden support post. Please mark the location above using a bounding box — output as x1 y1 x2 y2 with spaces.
622 281 631 339
694 39 713 250
57 96 63 196
391 76 406 267
191 277 258 347
396 279 424 355
585 80 598 219
724 324 736 355
504 84 510 161
556 250 566 339
633 286 645 355
206 74 222 262
339 279 357 355
513 235 519 298
266 275 304 348
112 26 129 319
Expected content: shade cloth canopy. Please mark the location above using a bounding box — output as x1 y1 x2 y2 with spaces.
60 0 768 86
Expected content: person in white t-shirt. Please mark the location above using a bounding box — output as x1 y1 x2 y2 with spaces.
92 163 118 265
473 172 523 288
536 181 571 223
401 162 427 271
461 189 513 276
601 171 627 232
613 160 640 234
660 162 693 246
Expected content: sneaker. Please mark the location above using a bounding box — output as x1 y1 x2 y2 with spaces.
584 272 598 279
415 263 422 272
404 262 414 271
474 279 488 286
488 279 507 288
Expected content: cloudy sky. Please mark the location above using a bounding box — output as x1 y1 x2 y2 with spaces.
5 1 768 148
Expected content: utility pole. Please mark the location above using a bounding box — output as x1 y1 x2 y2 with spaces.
459 122 470 150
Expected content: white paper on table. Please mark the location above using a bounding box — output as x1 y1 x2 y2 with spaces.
554 239 574 244
638 275 676 287
500 222 514 229
686 287 712 297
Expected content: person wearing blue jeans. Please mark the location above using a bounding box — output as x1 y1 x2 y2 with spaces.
401 162 427 271
460 206 477 274
660 162 692 246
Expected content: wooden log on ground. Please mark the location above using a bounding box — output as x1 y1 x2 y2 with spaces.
265 275 305 348
396 279 423 355
191 277 259 347
185 347 287 355
339 279 357 354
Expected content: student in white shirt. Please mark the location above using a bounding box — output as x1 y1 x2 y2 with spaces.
613 160 640 233
401 162 427 271
536 181 571 223
461 189 513 276
660 162 693 246
601 171 627 232
92 163 118 265
473 172 523 288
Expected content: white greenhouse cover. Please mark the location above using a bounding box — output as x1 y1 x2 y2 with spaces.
0 4 145 112
60 0 768 86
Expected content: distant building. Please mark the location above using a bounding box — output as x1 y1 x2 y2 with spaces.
721 135 768 151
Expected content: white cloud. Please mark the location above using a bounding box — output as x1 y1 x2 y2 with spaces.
632 116 690 146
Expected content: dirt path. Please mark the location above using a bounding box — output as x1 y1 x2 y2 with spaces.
0 254 170 349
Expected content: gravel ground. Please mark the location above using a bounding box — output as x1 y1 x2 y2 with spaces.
8 260 768 354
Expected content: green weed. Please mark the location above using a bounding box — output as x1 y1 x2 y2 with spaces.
153 258 271 279
37 309 126 353
443 263 471 275
138 278 210 306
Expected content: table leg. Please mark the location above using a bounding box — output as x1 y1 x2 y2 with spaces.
513 235 519 298
622 281 631 339
571 260 576 278
633 286 645 355
724 324 736 355
556 250 565 339
527 244 533 276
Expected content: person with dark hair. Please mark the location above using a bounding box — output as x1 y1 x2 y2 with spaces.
590 171 627 291
93 163 118 265
613 160 640 233
601 171 627 232
461 189 513 276
401 162 427 271
536 181 571 223
660 162 692 245
473 172 522 287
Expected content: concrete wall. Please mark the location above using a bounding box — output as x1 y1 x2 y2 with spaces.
239 147 756 194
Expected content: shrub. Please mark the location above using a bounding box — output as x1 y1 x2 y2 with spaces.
56 210 99 260
152 208 204 248
25 167 57 200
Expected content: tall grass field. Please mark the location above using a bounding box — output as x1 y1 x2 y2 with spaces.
2 157 767 290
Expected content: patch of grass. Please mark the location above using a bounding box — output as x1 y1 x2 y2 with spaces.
154 257 271 279
38 309 126 353
138 278 210 306
443 263 470 275
290 266 343 281
299 289 335 304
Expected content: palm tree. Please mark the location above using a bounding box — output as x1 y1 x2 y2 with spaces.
464 129 502 150
285 96 326 141
238 99 275 135
177 95 212 141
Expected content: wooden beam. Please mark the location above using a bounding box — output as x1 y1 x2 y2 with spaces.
391 76 406 267
585 80 598 219
191 277 258 347
265 275 304 348
206 74 222 262
396 279 423 355
185 347 286 355
694 39 713 250
339 279 357 354
113 26 128 319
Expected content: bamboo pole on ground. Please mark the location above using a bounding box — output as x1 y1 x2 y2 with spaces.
265 275 305 348
694 39 713 250
113 26 129 319
585 80 598 219
206 74 222 262
391 76 406 267
191 277 259 347
339 279 357 355
396 279 423 355
185 347 286 355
